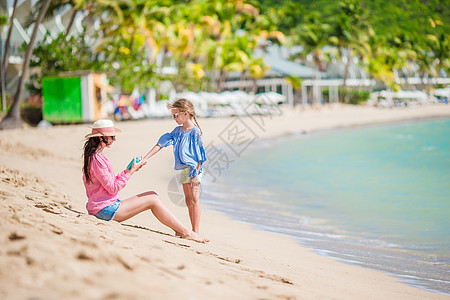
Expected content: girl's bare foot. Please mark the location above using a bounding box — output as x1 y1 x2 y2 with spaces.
196 234 210 243
181 231 208 243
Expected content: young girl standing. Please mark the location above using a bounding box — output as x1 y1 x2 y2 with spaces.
144 98 207 235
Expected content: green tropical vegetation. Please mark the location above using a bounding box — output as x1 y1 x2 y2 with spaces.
0 0 448 128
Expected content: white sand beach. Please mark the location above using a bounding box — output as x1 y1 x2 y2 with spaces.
1 104 449 299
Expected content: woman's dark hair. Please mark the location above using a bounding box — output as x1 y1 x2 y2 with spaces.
83 137 101 183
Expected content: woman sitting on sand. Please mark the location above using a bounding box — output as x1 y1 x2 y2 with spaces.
82 119 206 243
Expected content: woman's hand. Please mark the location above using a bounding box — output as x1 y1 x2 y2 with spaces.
128 156 147 174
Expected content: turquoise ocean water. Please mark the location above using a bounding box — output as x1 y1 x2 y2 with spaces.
202 118 450 295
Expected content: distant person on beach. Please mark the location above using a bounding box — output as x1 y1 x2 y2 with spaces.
143 98 207 236
82 119 206 243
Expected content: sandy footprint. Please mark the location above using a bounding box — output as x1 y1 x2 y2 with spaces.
34 202 62 215
242 268 293 285
0 190 14 198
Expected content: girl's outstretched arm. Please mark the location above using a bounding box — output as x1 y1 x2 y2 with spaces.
143 144 162 161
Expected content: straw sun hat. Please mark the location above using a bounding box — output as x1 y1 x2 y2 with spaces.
85 119 122 139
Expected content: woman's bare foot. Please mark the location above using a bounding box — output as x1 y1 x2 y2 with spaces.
181 231 208 243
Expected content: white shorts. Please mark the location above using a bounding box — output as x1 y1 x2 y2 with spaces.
180 168 203 184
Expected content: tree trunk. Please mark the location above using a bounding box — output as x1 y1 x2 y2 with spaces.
129 31 135 53
159 47 166 70
217 70 226 93
292 88 299 106
340 45 353 103
421 71 426 90
0 0 52 129
1 0 18 111
239 70 246 91
251 79 258 94
312 64 319 106
210 45 222 92
1 36 5 112
65 9 78 38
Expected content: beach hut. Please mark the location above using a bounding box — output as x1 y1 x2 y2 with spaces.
42 71 114 123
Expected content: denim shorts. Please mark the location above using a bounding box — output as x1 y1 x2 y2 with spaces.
94 199 121 221
180 168 203 184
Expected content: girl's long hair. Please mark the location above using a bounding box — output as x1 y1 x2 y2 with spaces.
83 137 101 183
168 98 202 134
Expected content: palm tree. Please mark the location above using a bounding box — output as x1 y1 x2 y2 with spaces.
214 33 253 92
30 0 122 35
426 18 449 77
25 0 71 28
192 0 259 91
63 0 112 37
362 34 408 90
330 0 372 102
411 41 434 88
284 75 303 105
1 0 18 111
202 16 231 91
295 18 331 79
248 57 270 94
293 16 331 105
101 0 155 52
0 0 52 129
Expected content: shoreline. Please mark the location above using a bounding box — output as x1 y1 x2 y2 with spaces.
243 112 450 153
203 182 450 296
1 104 450 299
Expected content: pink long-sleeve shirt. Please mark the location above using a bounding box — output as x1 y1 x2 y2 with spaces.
83 152 131 215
